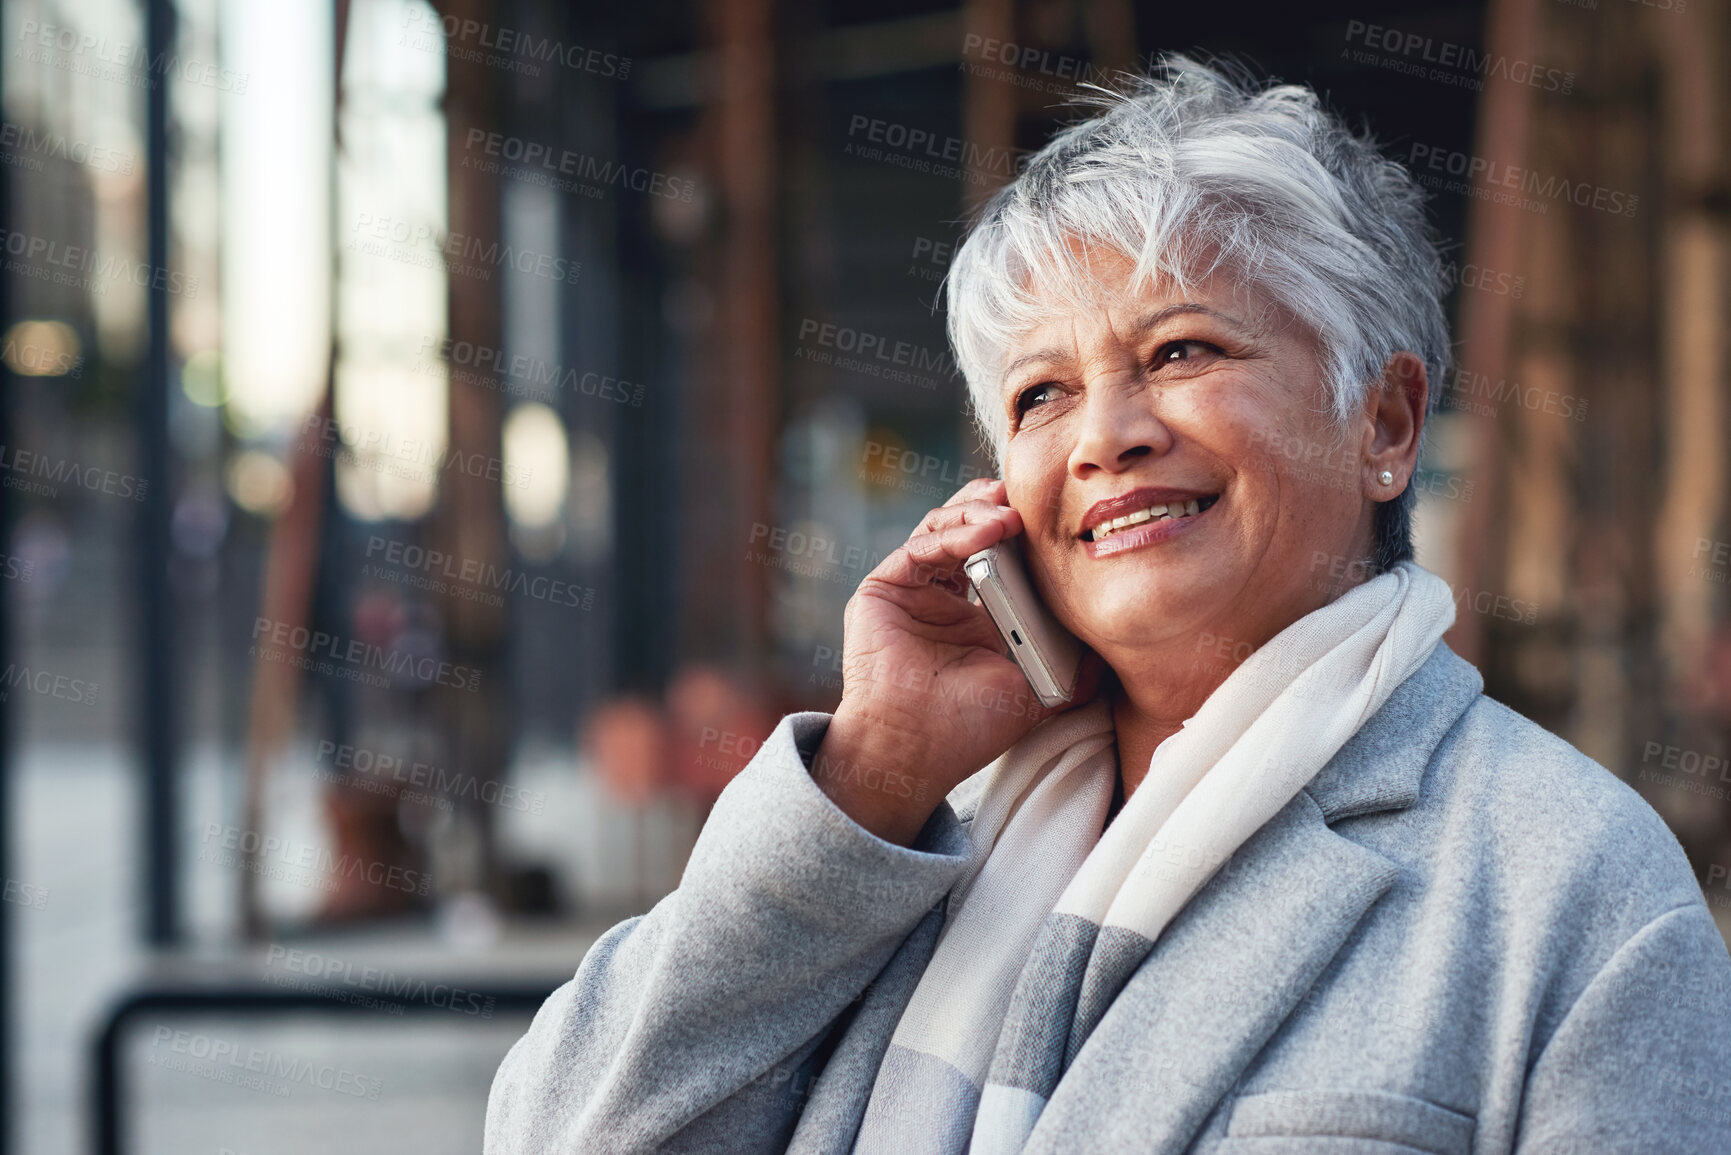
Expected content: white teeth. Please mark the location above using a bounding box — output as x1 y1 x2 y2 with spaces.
1090 499 1207 541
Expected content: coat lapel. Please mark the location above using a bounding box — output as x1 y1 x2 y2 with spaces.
1023 792 1398 1153
1024 642 1485 1154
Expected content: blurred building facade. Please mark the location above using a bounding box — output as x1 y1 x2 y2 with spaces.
4 0 1731 1149
11 0 1731 947
1435 0 1731 880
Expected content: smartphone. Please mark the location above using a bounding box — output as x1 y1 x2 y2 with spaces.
964 540 1084 708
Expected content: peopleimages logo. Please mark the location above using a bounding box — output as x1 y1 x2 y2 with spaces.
0 662 98 706
843 114 1030 187
1301 552 1538 625
0 226 198 297
1343 20 1575 93
349 213 581 285
264 945 498 1017
2 877 48 910
461 130 695 202
17 19 250 93
364 536 595 611
249 616 483 693
0 120 134 174
796 318 950 373
793 317 949 391
959 34 1111 96
0 331 83 377
1437 364 1589 422
317 738 546 814
417 336 644 407
0 442 148 502
1692 538 1731 588
860 440 984 501
1407 144 1638 218
746 522 891 582
1441 259 1525 299
961 34 1109 83
148 1027 382 1100
906 235 959 284
302 413 536 489
400 8 629 80
199 822 433 897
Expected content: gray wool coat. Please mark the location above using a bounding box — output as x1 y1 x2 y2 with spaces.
485 643 1731 1153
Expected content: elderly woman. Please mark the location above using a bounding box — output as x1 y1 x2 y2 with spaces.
486 59 1731 1153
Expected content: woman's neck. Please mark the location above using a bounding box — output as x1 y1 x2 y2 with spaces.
1102 559 1389 800
1107 654 1233 799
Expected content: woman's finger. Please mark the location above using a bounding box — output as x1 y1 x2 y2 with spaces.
907 514 1019 568
939 476 1007 509
919 497 1022 536
866 508 1017 590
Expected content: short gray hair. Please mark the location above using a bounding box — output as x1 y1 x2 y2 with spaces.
944 54 1452 571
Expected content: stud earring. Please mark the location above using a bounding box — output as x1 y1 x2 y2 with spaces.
1378 469 1394 486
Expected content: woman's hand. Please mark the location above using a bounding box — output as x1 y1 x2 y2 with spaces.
811 478 1102 846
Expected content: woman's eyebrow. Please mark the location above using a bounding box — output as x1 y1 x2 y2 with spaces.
1001 303 1245 381
1131 302 1244 332
1003 346 1070 379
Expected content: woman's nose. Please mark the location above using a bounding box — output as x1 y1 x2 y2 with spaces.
1067 381 1174 477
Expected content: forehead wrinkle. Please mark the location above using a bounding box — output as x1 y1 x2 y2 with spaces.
1001 313 1084 390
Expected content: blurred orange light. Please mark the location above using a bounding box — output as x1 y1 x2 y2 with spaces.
2 320 81 377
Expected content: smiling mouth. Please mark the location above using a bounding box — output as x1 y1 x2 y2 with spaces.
1081 494 1220 543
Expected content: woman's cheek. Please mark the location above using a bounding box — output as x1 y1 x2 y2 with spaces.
1000 454 1039 529
1006 434 1070 537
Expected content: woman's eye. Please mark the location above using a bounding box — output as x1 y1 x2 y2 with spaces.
1015 382 1063 415
1154 340 1222 369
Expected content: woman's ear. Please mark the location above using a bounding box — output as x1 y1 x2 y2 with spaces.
1363 352 1428 496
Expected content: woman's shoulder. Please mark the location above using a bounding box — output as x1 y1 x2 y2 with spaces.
1418 689 1706 921
1435 692 1671 831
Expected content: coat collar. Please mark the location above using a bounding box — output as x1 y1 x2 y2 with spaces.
944 641 1484 832
1302 640 1484 823
1023 641 1486 1153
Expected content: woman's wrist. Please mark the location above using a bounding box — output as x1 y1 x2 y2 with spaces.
810 703 942 847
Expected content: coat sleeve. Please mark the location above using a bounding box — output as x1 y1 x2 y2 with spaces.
483 711 973 1155
1515 901 1731 1153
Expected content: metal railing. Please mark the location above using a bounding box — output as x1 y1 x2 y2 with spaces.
90 980 557 1155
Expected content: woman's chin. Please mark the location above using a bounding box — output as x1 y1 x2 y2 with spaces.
1071 574 1232 652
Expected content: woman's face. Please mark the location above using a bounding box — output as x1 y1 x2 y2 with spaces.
999 248 1385 676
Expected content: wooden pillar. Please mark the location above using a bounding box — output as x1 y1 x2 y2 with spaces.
958 0 1016 473
237 0 349 938
1653 2 1728 690
1085 0 1137 79
1445 0 1544 665
432 0 511 894
687 0 779 667
962 0 1016 215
